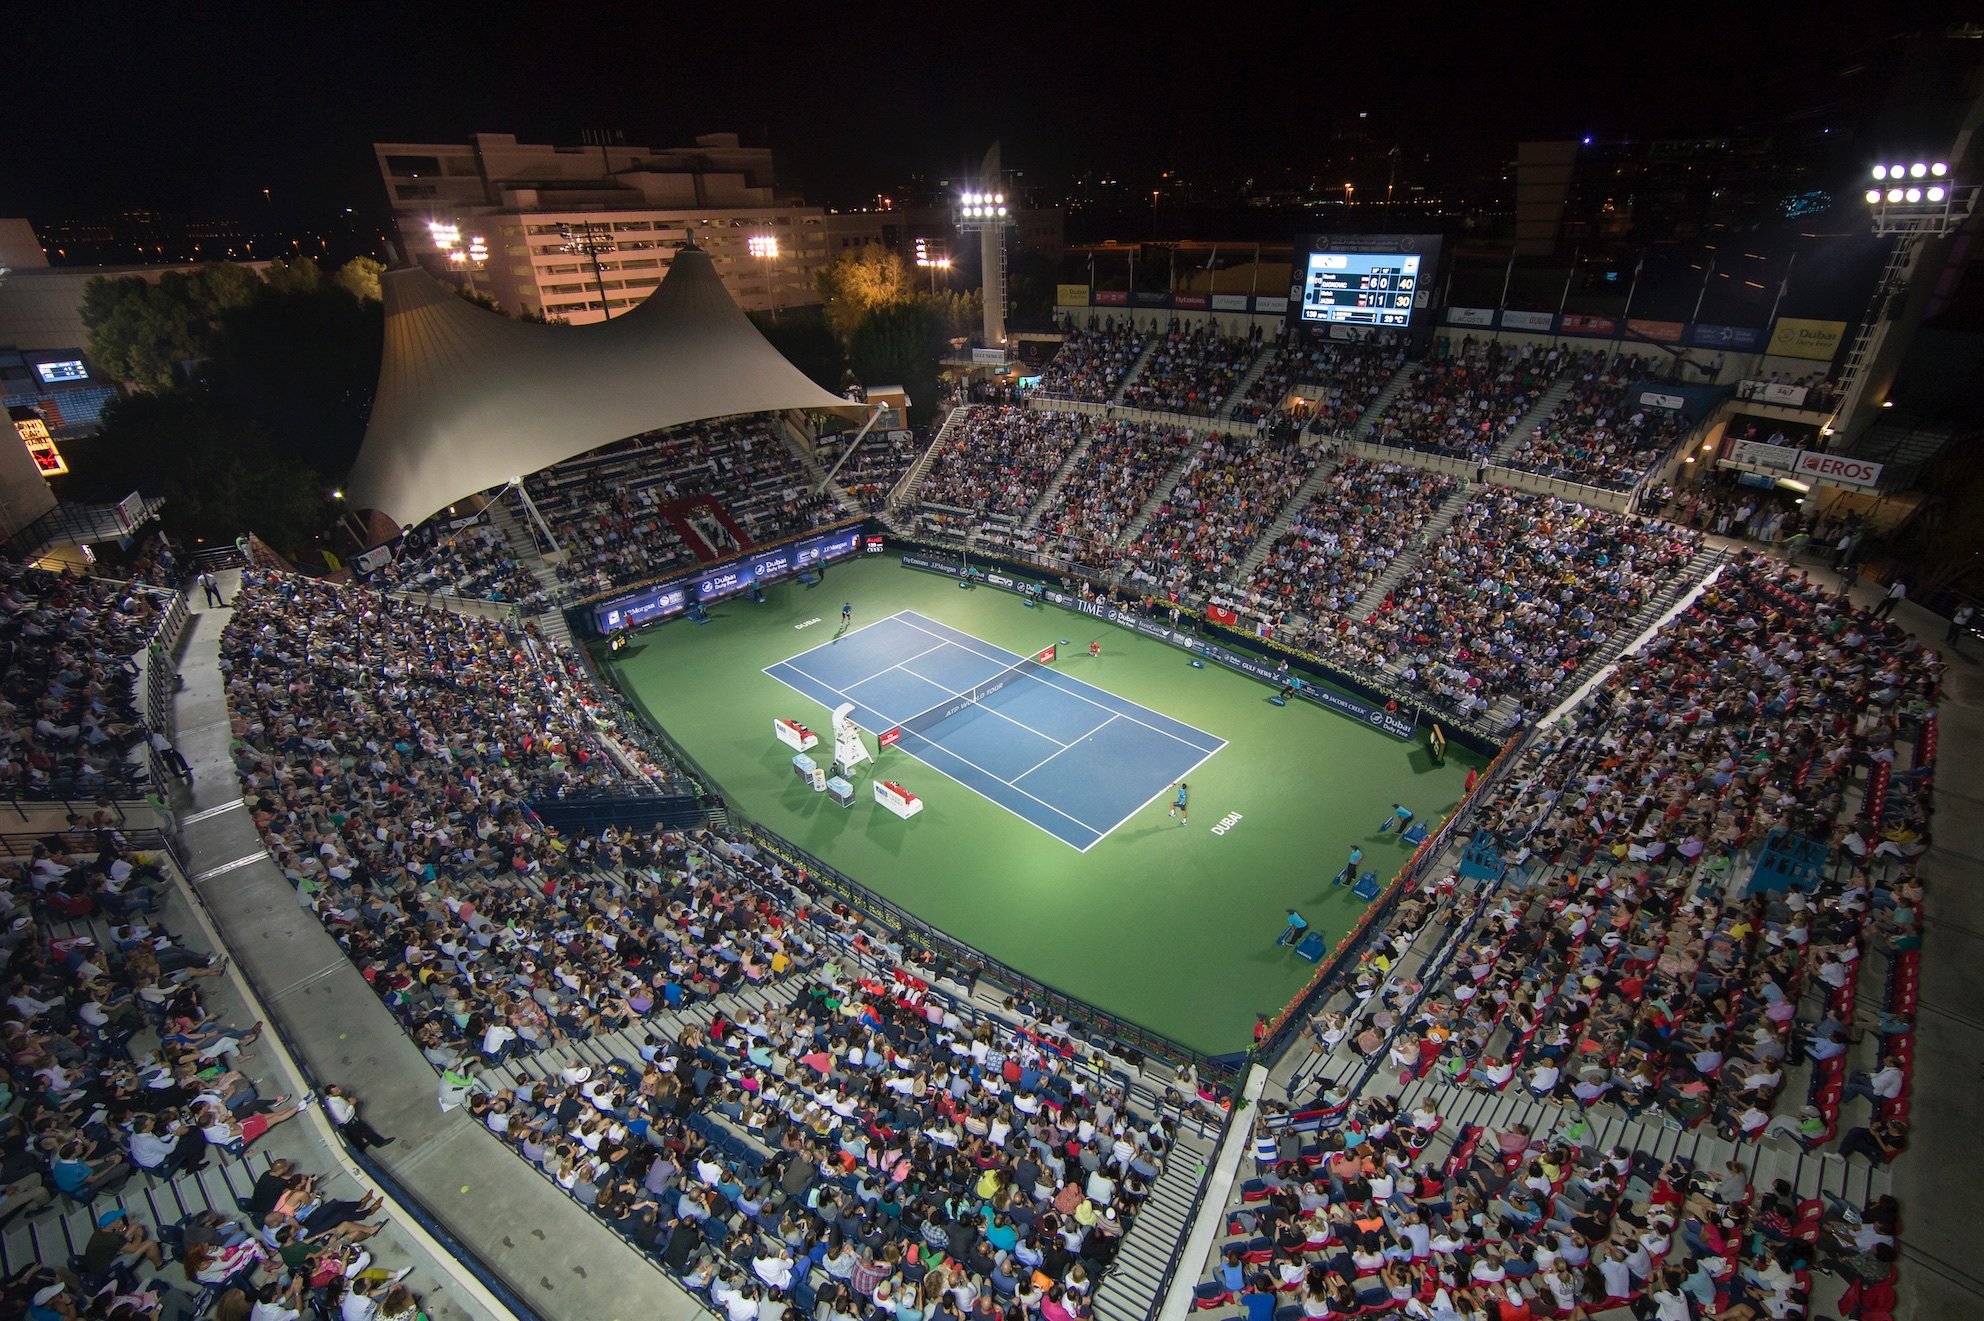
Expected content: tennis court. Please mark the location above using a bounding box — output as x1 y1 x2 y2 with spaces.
765 610 1223 849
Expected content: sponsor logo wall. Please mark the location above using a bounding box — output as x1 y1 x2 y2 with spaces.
593 527 864 633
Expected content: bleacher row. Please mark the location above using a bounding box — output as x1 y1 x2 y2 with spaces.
1183 553 1932 1321
214 569 1218 1321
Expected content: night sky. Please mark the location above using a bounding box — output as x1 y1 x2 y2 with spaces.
8 1 1966 226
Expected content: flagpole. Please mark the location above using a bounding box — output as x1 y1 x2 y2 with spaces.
1616 253 1643 358
1690 256 1715 325
1766 251 1795 329
1555 245 1580 345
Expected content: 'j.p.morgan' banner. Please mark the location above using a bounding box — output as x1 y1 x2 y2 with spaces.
899 553 1417 740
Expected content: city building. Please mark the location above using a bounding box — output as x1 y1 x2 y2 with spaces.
375 132 886 322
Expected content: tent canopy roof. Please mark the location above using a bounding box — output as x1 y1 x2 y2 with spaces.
344 245 863 528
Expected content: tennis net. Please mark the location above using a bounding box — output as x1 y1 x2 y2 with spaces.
892 647 1056 742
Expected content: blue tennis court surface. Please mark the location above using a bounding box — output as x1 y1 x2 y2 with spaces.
765 611 1224 850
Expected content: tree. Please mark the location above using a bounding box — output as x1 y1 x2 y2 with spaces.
816 246 918 342
203 281 382 479
81 266 265 390
263 256 322 294
79 391 328 551
848 301 951 427
750 307 848 393
335 256 385 302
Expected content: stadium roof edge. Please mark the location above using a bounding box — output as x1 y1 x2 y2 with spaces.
343 247 865 528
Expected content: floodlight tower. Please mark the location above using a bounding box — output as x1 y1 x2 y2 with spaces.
559 220 619 320
427 221 488 296
956 143 1014 349
1826 159 1980 441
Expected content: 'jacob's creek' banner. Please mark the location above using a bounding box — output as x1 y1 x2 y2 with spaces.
899 553 1417 740
1768 318 1848 362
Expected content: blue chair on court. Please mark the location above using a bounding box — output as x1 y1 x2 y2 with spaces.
1351 872 1382 900
1294 931 1327 962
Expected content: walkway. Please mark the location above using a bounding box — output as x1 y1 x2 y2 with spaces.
167 574 706 1321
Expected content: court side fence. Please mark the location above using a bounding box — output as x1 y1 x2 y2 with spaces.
571 644 1244 1098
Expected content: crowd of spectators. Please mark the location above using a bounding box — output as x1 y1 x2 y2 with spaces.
1502 352 1689 491
1350 490 1704 723
1120 431 1328 607
1118 324 1259 417
1195 552 1932 1321
817 428 923 512
1234 339 1404 434
1024 421 1198 575
915 408 1086 536
0 807 436 1321
0 561 168 801
364 519 549 613
1031 325 1149 403
1369 340 1568 462
215 567 1193 1320
1230 459 1459 645
516 417 844 601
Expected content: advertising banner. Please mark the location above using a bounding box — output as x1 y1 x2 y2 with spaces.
1793 451 1883 490
901 554 1415 739
1689 323 1765 351
1253 296 1288 315
1639 390 1687 411
1499 310 1555 332
1444 306 1495 327
1626 318 1685 343
1211 294 1251 312
1094 290 1128 306
594 527 862 633
1559 314 1620 337
878 727 902 748
1054 283 1090 308
1768 318 1848 362
353 542 397 575
1173 294 1209 310
1130 291 1172 307
1727 438 1804 473
1753 382 1810 406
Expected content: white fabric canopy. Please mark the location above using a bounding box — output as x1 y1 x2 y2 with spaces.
344 245 862 528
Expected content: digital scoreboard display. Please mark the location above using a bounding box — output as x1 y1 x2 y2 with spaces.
1299 252 1420 327
1289 234 1443 335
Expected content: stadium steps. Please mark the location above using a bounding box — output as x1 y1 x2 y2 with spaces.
772 412 857 512
903 405 974 514
1215 342 1279 422
1343 481 1475 619
1348 361 1421 439
1225 450 1346 587
1087 1121 1219 1321
1019 432 1099 532
482 497 576 648
1486 374 1578 467
1115 432 1217 548
1108 338 1162 406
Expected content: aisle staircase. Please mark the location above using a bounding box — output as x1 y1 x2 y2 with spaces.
1343 481 1475 617
1226 450 1344 585
893 405 970 516
1215 342 1278 422
773 413 855 512
1019 433 1099 532
1115 432 1215 547
1487 375 1577 466
485 497 575 650
1108 338 1161 405
1348 362 1421 439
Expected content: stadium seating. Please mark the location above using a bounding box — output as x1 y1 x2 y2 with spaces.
364 518 550 611
1368 341 1568 462
1501 351 1690 490
1118 326 1259 417
1233 339 1404 433
1024 419 1199 575
914 407 1085 542
1031 325 1149 404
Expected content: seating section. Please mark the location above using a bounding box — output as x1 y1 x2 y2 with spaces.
1370 342 1568 462
1120 431 1328 606
1231 458 1459 643
0 561 168 800
217 568 1187 1320
1032 326 1149 403
1503 351 1689 490
364 518 549 611
915 407 1085 540
519 416 845 599
1234 339 1403 431
1194 554 1930 1321
817 427 922 510
1119 326 1259 417
1361 489 1703 721
1023 420 1200 575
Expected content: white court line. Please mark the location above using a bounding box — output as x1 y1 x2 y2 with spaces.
761 664 1104 848
765 609 917 675
898 659 1075 750
894 612 1225 757
837 640 955 699
1010 714 1116 781
1080 739 1227 853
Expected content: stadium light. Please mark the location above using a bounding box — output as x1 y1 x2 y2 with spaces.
1910 163 1928 178
1865 190 1882 203
1871 165 1888 180
748 234 781 321
1932 162 1949 176
1929 187 1947 202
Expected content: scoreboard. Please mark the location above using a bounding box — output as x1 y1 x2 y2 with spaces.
1298 251 1421 328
